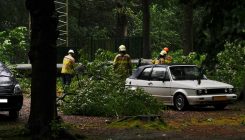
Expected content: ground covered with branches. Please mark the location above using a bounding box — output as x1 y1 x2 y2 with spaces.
0 95 244 140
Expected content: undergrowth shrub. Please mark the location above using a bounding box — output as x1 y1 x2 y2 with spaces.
213 41 245 92
169 49 206 66
152 49 206 67
17 78 31 95
60 49 163 117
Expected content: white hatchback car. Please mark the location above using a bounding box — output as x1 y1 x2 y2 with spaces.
125 64 237 110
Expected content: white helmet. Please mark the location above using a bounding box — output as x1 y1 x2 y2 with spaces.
68 49 74 54
119 45 126 51
160 50 167 56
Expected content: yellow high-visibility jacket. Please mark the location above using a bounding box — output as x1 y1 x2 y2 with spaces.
113 53 132 77
61 54 75 74
152 55 172 64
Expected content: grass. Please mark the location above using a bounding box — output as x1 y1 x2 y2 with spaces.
0 123 30 140
188 115 245 126
109 116 168 131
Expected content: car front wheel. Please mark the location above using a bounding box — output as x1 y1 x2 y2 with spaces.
174 94 188 111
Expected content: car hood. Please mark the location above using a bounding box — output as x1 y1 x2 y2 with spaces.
172 79 233 89
0 76 15 86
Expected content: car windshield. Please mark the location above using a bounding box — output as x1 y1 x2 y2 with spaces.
169 66 205 80
0 63 12 77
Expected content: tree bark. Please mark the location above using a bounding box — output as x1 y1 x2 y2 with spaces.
182 0 193 55
239 79 245 102
115 1 128 38
243 82 245 102
142 0 151 59
26 0 58 139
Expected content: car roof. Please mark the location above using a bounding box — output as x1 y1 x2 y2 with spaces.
129 64 197 79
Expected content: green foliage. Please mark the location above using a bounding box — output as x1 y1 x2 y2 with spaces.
150 1 182 51
17 78 31 95
110 117 167 130
152 49 206 67
69 0 114 41
50 120 67 138
0 0 28 30
61 49 163 117
171 50 206 67
212 41 245 90
0 27 29 64
194 0 245 69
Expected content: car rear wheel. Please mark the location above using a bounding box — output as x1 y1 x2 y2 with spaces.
214 104 227 110
174 94 188 111
9 111 19 119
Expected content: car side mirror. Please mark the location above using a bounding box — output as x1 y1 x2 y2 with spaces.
199 67 206 77
198 67 205 85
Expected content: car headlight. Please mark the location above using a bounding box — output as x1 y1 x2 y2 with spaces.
228 88 235 93
224 88 233 94
14 84 22 94
224 88 228 93
196 89 207 95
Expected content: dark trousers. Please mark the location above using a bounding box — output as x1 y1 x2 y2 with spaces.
62 73 73 85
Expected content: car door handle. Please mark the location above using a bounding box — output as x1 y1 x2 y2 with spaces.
148 82 153 85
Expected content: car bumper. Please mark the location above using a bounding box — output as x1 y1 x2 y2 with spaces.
0 95 23 111
187 94 237 105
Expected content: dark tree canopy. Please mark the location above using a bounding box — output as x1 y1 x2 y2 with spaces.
0 0 28 30
194 0 245 69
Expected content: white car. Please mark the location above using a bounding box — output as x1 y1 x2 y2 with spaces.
125 64 237 111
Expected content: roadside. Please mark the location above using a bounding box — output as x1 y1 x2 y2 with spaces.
0 95 245 139
61 101 245 140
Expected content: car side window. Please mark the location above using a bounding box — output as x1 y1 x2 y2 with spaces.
150 67 169 81
138 67 152 80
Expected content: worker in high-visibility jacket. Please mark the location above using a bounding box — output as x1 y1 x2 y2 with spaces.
152 49 172 64
162 47 172 63
113 45 132 78
61 49 75 85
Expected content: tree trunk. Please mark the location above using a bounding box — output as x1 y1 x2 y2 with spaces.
26 0 58 139
243 81 245 102
115 1 128 38
142 0 151 59
182 0 193 55
238 79 245 102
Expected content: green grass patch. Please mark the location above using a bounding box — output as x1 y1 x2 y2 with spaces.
109 116 168 131
0 123 31 139
189 115 245 126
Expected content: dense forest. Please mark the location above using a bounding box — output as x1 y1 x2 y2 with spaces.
1 0 244 63
1 0 244 87
0 0 245 139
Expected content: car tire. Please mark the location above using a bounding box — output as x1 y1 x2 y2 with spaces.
9 111 19 119
214 104 227 110
174 94 188 111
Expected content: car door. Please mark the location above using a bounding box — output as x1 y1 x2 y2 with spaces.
148 67 172 105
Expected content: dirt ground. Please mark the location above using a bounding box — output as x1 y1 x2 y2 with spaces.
1 96 245 140
62 101 245 140
62 103 245 140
